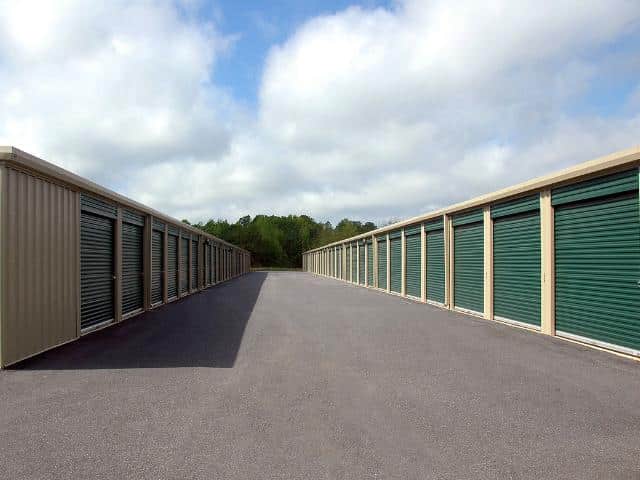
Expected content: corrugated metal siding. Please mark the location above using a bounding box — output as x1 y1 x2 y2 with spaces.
212 245 217 283
207 244 213 285
167 234 178 299
555 192 640 351
405 232 421 297
377 237 387 290
351 244 357 281
358 243 365 285
405 225 421 236
151 230 163 305
152 219 165 231
426 229 445 303
191 240 198 289
390 234 402 293
80 210 114 330
493 211 541 326
330 249 334 277
123 209 144 227
346 247 351 281
452 209 483 227
425 217 443 231
454 222 484 313
367 241 373 286
122 221 144 315
2 168 80 366
552 169 637 206
203 244 208 285
80 193 116 219
180 236 189 294
491 194 539 219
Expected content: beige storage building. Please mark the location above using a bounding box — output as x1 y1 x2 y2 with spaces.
0 147 250 367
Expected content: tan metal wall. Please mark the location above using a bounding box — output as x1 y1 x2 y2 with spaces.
1 166 80 367
0 147 251 367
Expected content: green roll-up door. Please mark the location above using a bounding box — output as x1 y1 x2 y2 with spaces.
180 236 189 294
425 218 445 304
554 170 640 352
80 209 115 330
492 195 540 326
202 244 208 286
167 234 178 299
122 211 144 316
338 248 342 279
214 245 219 282
390 231 402 293
191 239 198 290
453 210 484 313
351 244 357 282
225 249 229 279
358 242 365 285
377 237 387 290
209 244 216 285
405 226 421 298
333 249 337 278
367 240 373 286
345 247 350 281
151 229 164 305
208 244 213 285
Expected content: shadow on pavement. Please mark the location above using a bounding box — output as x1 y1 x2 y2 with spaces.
11 272 267 370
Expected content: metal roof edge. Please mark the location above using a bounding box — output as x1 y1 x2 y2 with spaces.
0 146 249 254
304 145 640 254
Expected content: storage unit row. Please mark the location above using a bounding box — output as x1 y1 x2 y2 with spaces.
0 147 251 367
303 147 640 358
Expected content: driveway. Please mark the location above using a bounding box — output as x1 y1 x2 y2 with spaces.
1 272 639 479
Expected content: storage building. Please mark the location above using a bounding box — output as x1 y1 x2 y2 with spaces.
303 147 640 359
0 147 250 367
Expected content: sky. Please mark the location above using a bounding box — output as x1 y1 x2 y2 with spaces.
1 0 639 226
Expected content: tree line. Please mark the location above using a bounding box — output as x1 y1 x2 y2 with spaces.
185 215 377 268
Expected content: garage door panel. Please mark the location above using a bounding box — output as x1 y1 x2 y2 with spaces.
180 238 189 294
426 229 445 303
358 244 365 285
454 222 483 313
80 213 115 329
555 192 640 351
151 230 163 305
367 242 373 286
493 211 540 326
405 233 421 298
191 240 198 289
122 222 144 315
377 238 387 290
390 235 402 293
167 235 178 299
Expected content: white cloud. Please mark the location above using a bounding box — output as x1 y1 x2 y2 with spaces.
1 0 639 225
0 0 235 183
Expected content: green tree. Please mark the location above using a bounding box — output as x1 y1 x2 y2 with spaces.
193 214 376 268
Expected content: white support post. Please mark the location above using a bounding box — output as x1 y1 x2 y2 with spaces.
540 190 555 335
483 207 493 320
386 233 391 292
421 223 426 302
401 228 406 296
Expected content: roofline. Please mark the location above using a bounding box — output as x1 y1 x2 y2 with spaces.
304 145 640 254
0 146 249 254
